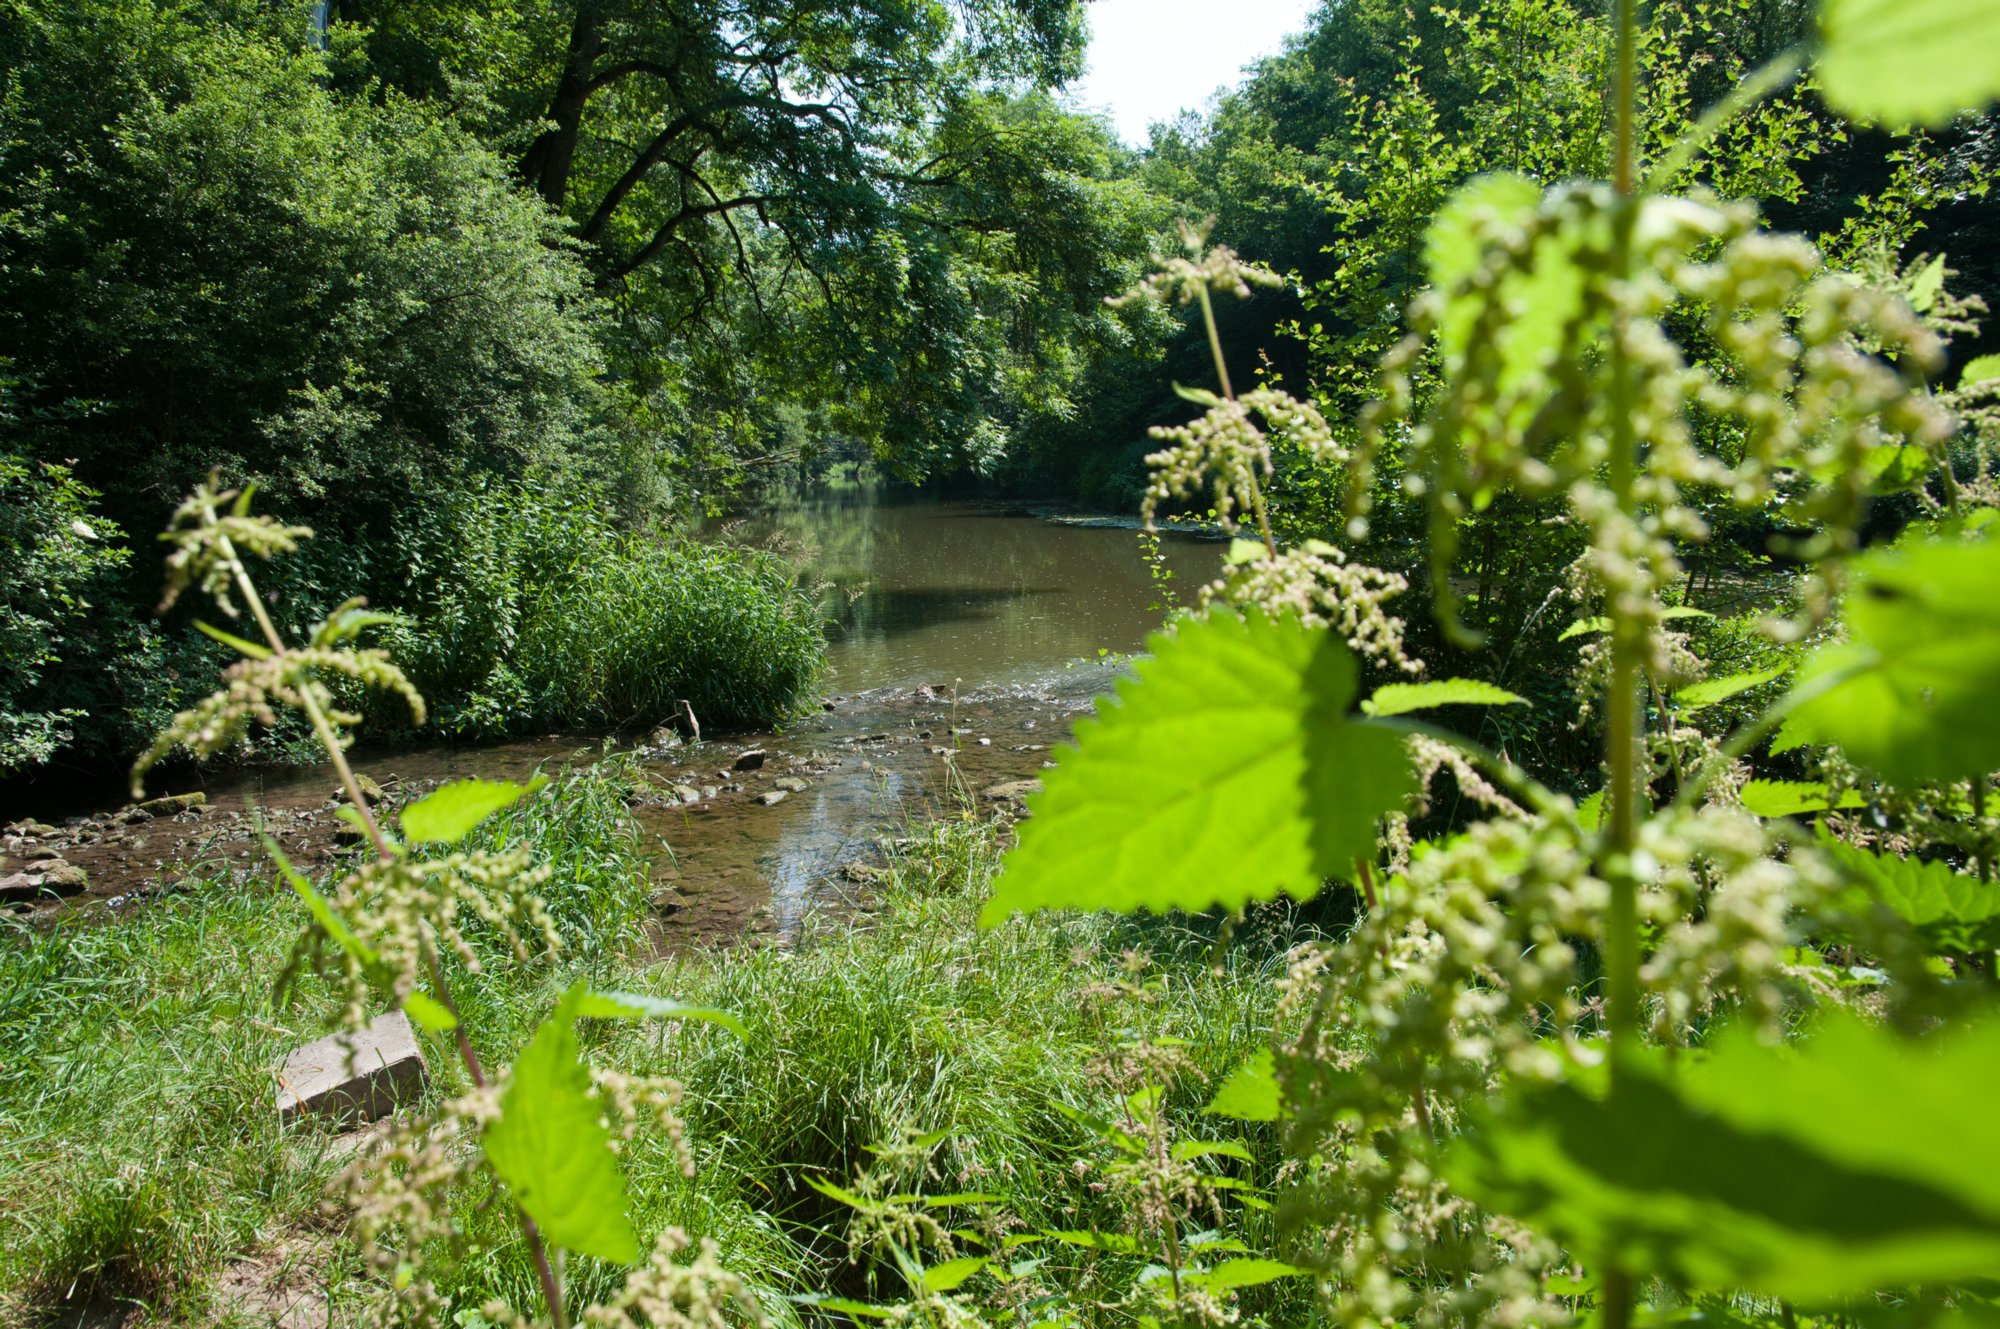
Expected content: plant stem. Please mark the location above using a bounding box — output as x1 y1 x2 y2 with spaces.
1197 284 1279 557
1601 6 1643 1327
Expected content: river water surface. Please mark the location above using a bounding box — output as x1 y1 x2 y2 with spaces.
7 492 1224 942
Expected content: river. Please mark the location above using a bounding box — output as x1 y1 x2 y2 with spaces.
3 491 1224 942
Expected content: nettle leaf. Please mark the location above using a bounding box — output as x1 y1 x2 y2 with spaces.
1452 1013 2000 1301
1205 1049 1283 1122
401 776 547 845
1964 355 2000 387
1738 780 1866 818
1819 830 2000 954
1818 0 2000 127
981 611 1413 923
483 983 640 1265
1674 666 1787 713
1780 535 2000 785
572 989 746 1039
1362 679 1527 717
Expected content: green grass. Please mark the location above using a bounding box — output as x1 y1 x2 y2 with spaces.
0 779 1306 1326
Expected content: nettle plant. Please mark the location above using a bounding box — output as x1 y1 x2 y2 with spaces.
985 1 2000 1327
133 477 748 1329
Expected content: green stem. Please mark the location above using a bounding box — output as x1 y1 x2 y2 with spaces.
1196 284 1279 558
1602 6 1643 1328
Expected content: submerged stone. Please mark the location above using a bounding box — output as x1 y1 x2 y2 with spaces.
277 1010 428 1126
139 792 207 815
981 779 1043 804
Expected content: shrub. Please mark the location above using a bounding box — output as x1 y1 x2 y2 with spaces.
382 484 825 739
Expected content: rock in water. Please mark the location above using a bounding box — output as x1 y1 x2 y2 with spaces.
773 776 809 793
277 1010 428 1126
139 792 207 815
333 775 385 806
981 779 1044 804
733 749 768 771
757 790 789 807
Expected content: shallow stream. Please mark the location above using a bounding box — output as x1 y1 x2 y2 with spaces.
4 492 1223 943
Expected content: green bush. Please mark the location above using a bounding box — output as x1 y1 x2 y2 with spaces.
382 485 825 739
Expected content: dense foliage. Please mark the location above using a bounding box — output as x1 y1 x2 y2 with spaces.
14 1 2000 1328
0 0 1171 774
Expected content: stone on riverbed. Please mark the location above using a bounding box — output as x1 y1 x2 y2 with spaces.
277 1010 428 1126
773 776 809 793
733 749 768 771
981 779 1043 804
0 860 88 901
757 790 789 807
333 775 385 806
139 792 207 815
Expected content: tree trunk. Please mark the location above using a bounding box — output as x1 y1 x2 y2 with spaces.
519 5 604 211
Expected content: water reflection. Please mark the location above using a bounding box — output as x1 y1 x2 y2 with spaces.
725 490 1220 694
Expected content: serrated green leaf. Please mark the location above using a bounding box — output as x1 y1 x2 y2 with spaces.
1189 1258 1308 1291
1964 355 2000 386
1674 667 1788 712
921 1256 991 1292
1818 0 2000 127
1205 1048 1282 1122
571 990 745 1039
1908 253 1947 312
1819 830 2000 954
1576 789 1605 831
1172 1140 1255 1163
1362 678 1527 717
981 611 1413 923
1738 780 1866 818
1171 382 1224 408
1451 1012 2000 1300
401 777 546 845
482 984 640 1265
1780 535 2000 784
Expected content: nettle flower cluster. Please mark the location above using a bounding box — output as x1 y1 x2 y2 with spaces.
1123 219 1420 675
1353 181 1951 647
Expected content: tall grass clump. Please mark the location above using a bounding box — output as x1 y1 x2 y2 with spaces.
382 483 824 739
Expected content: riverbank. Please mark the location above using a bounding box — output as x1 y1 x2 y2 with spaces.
4 496 1227 938
0 774 1306 1326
